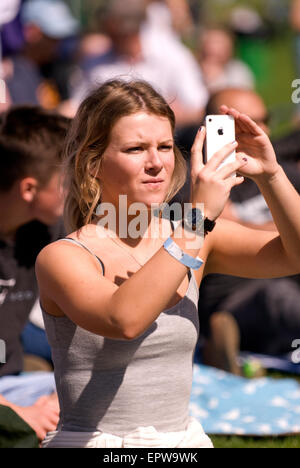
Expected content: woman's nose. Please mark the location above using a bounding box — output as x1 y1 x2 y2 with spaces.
145 149 163 171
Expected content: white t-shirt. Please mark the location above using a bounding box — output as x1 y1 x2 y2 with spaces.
72 3 208 114
203 59 255 93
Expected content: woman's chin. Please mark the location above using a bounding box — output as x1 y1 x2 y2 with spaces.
140 195 168 209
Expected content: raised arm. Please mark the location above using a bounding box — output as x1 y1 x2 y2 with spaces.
204 106 300 278
36 129 247 341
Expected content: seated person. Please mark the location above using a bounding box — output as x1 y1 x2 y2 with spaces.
200 89 300 374
3 0 79 108
273 128 300 170
68 0 208 128
172 87 300 374
0 105 70 441
197 27 255 94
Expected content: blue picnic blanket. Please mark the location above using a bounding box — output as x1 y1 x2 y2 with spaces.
190 363 300 436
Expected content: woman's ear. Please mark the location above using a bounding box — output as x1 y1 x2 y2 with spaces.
19 177 39 203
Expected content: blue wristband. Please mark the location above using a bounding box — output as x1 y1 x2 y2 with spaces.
163 237 204 270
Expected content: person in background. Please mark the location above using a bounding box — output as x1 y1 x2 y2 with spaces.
197 27 255 94
69 0 208 129
0 0 24 57
195 88 300 374
145 0 195 41
0 80 11 113
143 0 195 57
273 128 300 170
0 106 70 442
57 32 113 118
3 0 79 108
0 0 20 114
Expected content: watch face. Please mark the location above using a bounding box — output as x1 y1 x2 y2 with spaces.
186 208 204 229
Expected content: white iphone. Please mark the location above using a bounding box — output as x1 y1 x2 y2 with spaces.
205 114 236 176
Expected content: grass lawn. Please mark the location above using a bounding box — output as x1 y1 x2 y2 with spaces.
209 434 300 448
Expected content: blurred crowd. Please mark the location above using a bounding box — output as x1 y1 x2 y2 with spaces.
0 0 300 446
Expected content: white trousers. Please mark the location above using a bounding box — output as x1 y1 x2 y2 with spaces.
42 417 214 448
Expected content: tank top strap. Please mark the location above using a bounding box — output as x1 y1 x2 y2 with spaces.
58 237 105 276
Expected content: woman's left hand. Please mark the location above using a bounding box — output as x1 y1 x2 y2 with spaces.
220 105 281 183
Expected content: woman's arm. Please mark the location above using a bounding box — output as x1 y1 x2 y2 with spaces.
255 166 300 268
36 130 247 341
36 229 204 341
204 218 299 279
205 107 300 277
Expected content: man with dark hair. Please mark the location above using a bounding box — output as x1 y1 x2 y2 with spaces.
0 106 70 443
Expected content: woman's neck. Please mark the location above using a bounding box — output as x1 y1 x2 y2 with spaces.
93 209 170 249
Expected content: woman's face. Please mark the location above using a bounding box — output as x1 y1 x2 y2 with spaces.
98 112 175 209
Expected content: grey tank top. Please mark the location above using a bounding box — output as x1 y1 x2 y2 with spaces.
42 236 200 436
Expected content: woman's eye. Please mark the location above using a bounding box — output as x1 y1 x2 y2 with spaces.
159 145 173 151
125 147 144 153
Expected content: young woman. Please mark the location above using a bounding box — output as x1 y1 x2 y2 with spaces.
36 80 300 448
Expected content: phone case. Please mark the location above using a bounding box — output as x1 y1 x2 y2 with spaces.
205 115 236 176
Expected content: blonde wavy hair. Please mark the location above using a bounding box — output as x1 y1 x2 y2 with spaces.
63 79 187 233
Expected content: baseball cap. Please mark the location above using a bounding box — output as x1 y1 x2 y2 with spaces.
21 0 79 39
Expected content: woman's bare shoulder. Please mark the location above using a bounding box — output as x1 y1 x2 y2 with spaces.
35 229 102 277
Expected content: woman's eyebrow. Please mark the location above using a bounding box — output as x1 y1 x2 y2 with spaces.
122 141 145 146
121 138 174 146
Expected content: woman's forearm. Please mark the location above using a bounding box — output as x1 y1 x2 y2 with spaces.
256 165 300 266
109 224 204 339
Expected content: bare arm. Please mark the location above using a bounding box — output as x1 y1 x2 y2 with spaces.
36 227 205 341
255 165 300 268
205 106 300 277
205 217 299 278
220 199 277 231
36 129 246 341
164 0 194 36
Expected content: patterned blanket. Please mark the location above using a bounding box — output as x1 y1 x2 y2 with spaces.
190 364 300 436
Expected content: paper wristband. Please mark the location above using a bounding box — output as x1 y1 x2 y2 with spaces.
163 237 204 270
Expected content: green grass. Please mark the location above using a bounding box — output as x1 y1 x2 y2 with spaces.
209 434 300 448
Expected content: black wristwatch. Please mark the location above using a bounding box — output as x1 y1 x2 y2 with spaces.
204 217 216 235
183 208 216 236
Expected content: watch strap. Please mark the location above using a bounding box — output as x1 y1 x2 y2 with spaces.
204 217 216 234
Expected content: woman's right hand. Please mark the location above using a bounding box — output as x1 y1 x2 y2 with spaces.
190 126 248 220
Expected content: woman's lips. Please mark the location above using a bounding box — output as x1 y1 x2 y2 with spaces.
142 179 164 184
142 180 164 188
